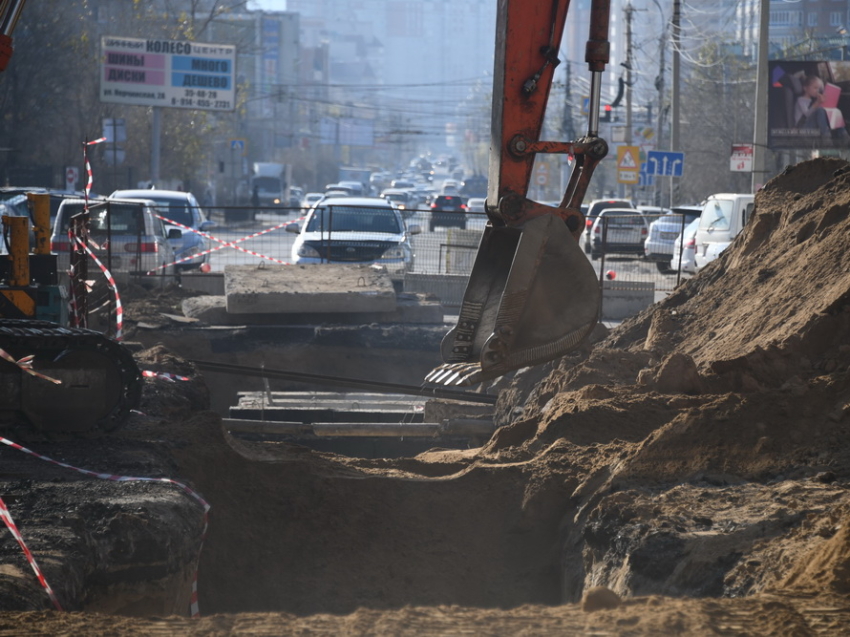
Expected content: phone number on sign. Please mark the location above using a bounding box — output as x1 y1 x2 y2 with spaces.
171 89 231 110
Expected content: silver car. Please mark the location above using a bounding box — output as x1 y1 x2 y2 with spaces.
644 205 702 273
109 189 214 269
50 198 181 287
589 208 648 260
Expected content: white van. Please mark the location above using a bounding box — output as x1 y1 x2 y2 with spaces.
693 193 755 272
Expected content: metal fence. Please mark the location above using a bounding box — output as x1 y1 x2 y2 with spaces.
83 203 694 318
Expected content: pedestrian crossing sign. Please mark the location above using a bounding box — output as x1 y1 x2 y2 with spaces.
617 146 639 169
617 145 640 184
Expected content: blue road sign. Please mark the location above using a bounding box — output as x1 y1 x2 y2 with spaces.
646 150 684 177
638 172 654 187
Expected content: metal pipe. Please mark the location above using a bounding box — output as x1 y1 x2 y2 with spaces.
1 0 25 37
191 359 499 405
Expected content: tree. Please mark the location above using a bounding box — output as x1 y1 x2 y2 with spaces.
677 40 755 203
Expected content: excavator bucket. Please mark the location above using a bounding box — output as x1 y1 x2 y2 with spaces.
425 0 611 386
425 215 600 387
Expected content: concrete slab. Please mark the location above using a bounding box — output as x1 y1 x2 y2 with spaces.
601 280 655 320
224 264 397 314
404 273 470 309
183 292 443 325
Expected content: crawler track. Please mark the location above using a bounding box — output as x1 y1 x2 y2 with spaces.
0 319 142 436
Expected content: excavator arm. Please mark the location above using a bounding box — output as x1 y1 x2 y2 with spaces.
425 0 611 387
0 0 26 72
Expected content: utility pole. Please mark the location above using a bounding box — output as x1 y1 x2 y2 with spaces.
652 0 666 206
751 0 769 192
562 63 576 196
625 3 634 199
670 0 681 206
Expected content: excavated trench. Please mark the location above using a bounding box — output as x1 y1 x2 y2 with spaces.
3 158 850 634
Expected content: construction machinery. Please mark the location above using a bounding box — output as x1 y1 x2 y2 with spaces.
0 1 143 436
0 194 143 435
426 0 611 387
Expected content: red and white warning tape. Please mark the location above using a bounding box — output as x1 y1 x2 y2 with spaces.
142 370 191 382
0 496 63 611
0 347 62 385
71 235 124 341
147 214 292 273
0 435 210 617
83 138 106 200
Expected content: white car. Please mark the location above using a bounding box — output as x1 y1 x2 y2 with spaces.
466 197 486 214
670 216 700 274
286 197 420 285
300 192 324 210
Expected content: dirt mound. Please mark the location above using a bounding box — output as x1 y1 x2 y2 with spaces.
3 158 850 634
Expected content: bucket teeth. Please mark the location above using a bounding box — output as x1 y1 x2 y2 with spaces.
425 214 600 388
424 363 483 387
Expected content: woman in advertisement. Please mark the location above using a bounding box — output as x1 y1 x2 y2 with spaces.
794 73 850 146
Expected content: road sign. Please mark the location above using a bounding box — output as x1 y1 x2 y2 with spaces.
65 166 79 191
730 144 753 172
646 150 684 177
535 162 548 186
617 145 640 184
637 172 654 187
230 138 246 156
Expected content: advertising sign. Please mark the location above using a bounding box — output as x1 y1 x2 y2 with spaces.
100 36 236 111
768 60 850 150
730 144 753 172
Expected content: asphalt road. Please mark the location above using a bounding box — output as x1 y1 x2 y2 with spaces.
204 208 690 298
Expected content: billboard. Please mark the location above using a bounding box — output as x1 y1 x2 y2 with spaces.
100 36 236 111
768 60 850 150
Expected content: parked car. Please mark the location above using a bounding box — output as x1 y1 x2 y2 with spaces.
465 197 486 214
429 195 467 231
636 205 669 217
694 193 755 272
644 205 702 273
285 197 420 285
589 208 648 260
109 189 214 269
0 188 88 253
670 216 700 274
50 198 180 286
582 198 636 253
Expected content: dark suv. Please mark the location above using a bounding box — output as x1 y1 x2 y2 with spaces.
429 195 467 231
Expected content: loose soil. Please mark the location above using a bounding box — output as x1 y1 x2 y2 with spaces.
2 157 850 634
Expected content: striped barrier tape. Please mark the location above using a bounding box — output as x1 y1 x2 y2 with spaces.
0 435 211 618
0 347 62 385
146 214 292 273
71 235 124 341
83 138 106 200
142 370 191 382
0 496 63 611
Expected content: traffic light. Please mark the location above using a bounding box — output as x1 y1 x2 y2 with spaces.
600 104 612 123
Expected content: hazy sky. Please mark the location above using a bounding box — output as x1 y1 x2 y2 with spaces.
249 0 287 11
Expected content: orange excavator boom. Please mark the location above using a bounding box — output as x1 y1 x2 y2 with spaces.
425 0 611 387
0 0 27 72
